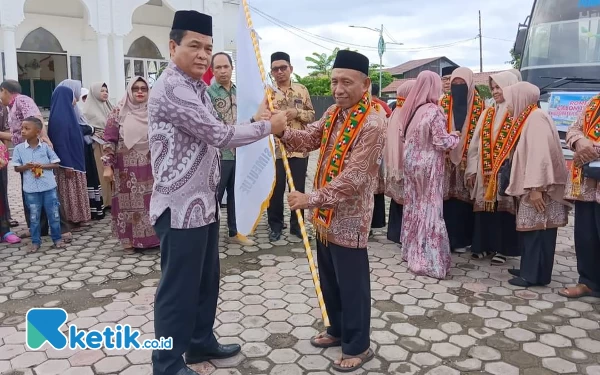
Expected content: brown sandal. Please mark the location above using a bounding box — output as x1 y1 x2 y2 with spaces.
558 284 600 299
332 348 375 372
310 331 341 348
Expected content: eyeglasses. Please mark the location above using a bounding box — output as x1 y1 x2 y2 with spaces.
132 86 148 93
271 65 289 73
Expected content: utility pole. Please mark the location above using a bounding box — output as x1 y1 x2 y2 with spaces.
378 24 384 96
478 10 483 73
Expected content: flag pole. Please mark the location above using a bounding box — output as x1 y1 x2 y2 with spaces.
242 0 330 327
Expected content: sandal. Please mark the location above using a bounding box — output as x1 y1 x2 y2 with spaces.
558 284 600 299
62 232 73 243
471 251 490 260
17 229 31 238
310 331 341 348
2 232 21 244
332 348 375 373
54 240 67 249
27 244 41 253
491 254 507 265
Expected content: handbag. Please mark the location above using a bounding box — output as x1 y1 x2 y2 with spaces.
583 160 600 180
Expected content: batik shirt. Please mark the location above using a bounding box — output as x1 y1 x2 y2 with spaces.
279 105 385 248
565 97 600 203
8 95 42 146
148 62 271 229
271 83 315 159
207 82 237 161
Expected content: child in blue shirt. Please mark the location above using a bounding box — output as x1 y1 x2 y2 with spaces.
11 116 65 252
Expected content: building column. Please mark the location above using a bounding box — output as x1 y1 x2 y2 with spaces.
97 33 111 88
111 34 126 102
2 26 18 80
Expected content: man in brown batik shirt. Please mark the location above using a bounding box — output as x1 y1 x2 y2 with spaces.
267 51 315 241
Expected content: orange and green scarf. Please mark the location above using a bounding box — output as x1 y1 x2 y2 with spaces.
441 91 484 167
481 105 535 210
396 96 406 108
313 92 371 240
570 94 600 196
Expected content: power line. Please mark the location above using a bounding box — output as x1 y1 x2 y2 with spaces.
482 36 513 42
251 5 477 53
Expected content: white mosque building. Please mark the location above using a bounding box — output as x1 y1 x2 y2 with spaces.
0 0 238 106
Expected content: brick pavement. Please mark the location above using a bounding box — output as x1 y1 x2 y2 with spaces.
1 154 600 375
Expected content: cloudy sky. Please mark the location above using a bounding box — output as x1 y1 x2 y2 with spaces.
248 0 534 78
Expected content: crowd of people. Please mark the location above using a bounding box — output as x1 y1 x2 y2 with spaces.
0 8 598 375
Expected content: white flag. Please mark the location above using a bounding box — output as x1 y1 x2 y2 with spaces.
234 1 276 236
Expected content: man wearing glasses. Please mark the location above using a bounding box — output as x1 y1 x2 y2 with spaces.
267 52 315 242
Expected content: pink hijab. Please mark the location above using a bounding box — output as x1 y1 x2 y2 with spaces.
385 80 416 177
399 71 444 139
118 76 150 155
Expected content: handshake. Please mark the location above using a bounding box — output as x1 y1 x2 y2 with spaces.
253 98 298 136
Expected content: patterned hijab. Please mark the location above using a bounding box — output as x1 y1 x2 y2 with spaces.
83 82 114 129
118 76 150 155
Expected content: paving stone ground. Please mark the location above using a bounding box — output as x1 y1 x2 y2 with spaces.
1 154 599 375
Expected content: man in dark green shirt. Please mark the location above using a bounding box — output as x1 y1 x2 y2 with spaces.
207 52 254 246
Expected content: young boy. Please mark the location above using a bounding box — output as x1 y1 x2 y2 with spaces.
11 116 64 252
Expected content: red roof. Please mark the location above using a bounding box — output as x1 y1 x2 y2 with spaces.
382 70 504 94
384 57 444 76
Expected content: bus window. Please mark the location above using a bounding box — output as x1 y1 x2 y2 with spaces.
522 17 600 69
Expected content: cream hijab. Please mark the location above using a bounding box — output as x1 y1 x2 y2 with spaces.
83 82 114 129
504 82 568 203
118 77 150 155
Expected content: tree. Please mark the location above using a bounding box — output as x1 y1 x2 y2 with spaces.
305 48 339 77
476 84 492 100
368 68 394 94
507 48 521 69
294 73 331 96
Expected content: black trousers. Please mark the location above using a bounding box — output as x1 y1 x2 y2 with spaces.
268 157 308 233
471 209 520 256
21 173 70 235
574 201 600 292
152 209 219 375
443 199 474 250
217 160 237 237
387 200 403 244
317 240 371 356
371 194 386 229
519 228 558 286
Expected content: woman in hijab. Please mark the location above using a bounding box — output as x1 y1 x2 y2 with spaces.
57 79 105 221
440 67 485 254
48 86 91 227
504 82 570 287
102 77 158 253
384 80 415 244
400 71 460 279
509 68 523 82
466 71 520 265
83 82 114 207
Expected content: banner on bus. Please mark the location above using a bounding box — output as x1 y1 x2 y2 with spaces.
547 91 600 132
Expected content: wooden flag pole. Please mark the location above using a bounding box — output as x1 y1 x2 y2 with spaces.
242 0 330 327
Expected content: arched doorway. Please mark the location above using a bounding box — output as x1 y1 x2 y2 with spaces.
125 36 168 87
17 27 69 107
